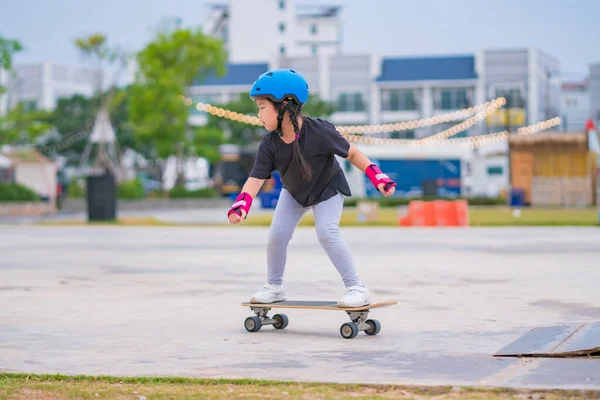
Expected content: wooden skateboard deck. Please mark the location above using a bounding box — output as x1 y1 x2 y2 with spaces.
240 300 397 311
241 300 397 339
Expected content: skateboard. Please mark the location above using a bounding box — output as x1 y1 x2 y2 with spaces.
241 300 397 339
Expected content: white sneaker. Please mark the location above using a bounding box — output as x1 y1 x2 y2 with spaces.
250 283 287 303
337 285 371 307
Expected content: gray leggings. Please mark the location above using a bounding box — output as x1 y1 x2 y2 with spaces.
266 189 363 288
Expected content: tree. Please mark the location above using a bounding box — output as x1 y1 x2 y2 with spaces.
204 92 335 146
73 34 128 175
0 35 23 95
190 125 225 165
42 90 134 165
0 103 52 145
74 34 127 101
129 23 226 186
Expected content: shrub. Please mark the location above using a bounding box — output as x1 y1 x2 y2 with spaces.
68 178 86 198
0 182 40 202
169 186 218 199
117 178 145 199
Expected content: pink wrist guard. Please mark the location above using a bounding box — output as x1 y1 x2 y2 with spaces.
365 164 396 193
228 192 253 218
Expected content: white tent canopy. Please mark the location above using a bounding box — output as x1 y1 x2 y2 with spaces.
89 108 116 144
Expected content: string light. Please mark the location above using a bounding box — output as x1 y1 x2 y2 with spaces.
416 97 506 145
339 117 561 148
186 97 559 148
337 97 505 135
35 130 90 154
187 97 507 133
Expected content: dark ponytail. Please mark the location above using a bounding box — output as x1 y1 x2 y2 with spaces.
287 101 312 181
273 99 312 181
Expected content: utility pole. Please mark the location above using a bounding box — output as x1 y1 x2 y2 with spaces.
546 70 551 121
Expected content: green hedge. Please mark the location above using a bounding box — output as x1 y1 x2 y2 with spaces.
169 186 218 199
0 183 40 202
67 178 86 198
117 178 145 199
343 196 506 208
68 178 146 200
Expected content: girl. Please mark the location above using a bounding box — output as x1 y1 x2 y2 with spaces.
227 69 396 308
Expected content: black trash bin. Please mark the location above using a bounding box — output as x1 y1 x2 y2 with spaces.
86 171 117 221
422 180 438 197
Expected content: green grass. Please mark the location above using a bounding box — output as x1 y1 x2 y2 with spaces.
1 373 598 399
469 207 599 226
34 207 600 227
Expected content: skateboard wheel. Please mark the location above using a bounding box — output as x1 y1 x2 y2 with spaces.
273 314 289 329
244 316 262 332
364 319 381 335
340 322 359 339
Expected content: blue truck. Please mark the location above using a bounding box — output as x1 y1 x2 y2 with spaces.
364 158 462 198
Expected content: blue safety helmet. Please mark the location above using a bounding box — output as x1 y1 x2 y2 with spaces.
249 69 309 105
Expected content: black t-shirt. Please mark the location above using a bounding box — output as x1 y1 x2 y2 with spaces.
249 116 352 207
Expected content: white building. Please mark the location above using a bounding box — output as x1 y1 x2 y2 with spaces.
477 48 561 131
0 62 102 115
560 80 590 131
203 0 342 64
373 55 481 138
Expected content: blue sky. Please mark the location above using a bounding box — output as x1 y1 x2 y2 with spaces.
1 0 598 80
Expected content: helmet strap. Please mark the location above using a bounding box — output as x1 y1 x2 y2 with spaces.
275 101 291 137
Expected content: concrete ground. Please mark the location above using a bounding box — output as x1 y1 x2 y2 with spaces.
0 202 276 226
0 207 244 225
0 225 599 390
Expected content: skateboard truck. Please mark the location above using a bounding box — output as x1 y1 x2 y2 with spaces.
340 310 381 339
245 306 289 332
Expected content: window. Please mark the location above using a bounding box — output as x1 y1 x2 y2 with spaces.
381 89 417 111
279 45 286 56
457 90 468 108
311 24 318 35
279 0 285 9
495 88 524 108
566 98 578 107
390 130 415 139
338 94 347 111
487 166 504 175
437 88 471 110
279 22 285 32
312 45 317 55
337 93 366 112
436 123 468 137
353 94 365 111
